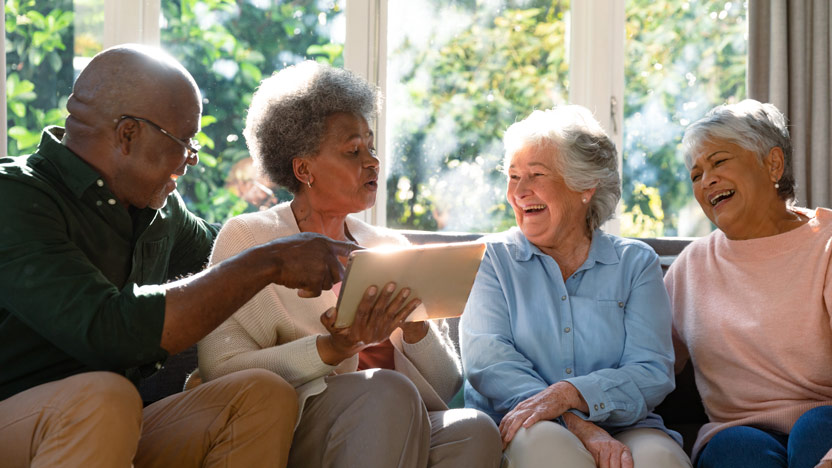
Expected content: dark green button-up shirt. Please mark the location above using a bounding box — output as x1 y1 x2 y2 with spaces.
0 127 218 400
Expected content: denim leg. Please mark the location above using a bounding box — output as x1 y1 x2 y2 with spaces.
696 425 787 468
788 406 832 468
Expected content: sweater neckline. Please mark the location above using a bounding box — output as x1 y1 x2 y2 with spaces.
714 207 823 259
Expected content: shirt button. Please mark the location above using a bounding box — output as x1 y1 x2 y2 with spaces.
96 200 103 206
155 362 163 370
565 368 572 374
594 404 599 411
96 179 104 187
107 199 117 205
561 295 567 301
618 301 624 308
600 403 606 409
564 327 571 333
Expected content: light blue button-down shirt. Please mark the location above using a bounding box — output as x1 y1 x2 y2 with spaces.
461 228 679 442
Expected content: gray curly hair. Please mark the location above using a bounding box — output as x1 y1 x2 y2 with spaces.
503 105 621 234
681 99 795 203
243 61 381 193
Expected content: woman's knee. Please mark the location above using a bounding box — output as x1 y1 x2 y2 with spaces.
361 369 423 412
697 426 786 468
505 421 595 468
429 409 501 466
617 428 691 468
788 406 832 468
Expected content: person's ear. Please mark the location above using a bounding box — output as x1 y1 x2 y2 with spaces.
765 146 785 183
115 118 139 155
581 187 597 204
292 157 313 187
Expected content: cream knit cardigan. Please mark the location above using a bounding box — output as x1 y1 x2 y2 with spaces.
666 207 832 459
198 202 462 416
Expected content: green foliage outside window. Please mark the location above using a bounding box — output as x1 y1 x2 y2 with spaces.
5 0 74 156
161 0 344 223
622 0 746 236
6 0 745 235
386 1 570 233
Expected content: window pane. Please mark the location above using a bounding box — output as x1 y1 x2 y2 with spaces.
160 0 345 223
386 1 570 232
622 0 747 237
5 0 98 155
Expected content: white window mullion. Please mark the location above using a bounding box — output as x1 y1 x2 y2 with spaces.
103 0 160 48
569 0 624 233
1 15 7 158
345 0 387 226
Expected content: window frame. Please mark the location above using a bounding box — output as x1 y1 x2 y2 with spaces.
2 0 627 232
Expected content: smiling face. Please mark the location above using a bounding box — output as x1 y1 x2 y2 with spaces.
506 144 592 249
302 112 379 216
112 73 202 210
689 138 783 239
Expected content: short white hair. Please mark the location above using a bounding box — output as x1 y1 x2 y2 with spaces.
682 99 795 202
503 105 620 233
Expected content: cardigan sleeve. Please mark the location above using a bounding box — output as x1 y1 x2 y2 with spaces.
399 318 463 403
197 215 336 387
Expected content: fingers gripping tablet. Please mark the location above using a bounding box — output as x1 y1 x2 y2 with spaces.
334 242 486 328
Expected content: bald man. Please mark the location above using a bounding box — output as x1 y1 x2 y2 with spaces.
0 45 357 467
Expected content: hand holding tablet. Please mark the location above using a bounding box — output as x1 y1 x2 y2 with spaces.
333 242 486 328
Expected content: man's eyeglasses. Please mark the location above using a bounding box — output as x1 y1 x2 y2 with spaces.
118 115 201 159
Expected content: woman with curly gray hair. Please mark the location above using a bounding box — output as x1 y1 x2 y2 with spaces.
198 61 501 468
461 106 690 468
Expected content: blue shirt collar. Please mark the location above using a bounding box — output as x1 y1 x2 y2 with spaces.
509 226 620 270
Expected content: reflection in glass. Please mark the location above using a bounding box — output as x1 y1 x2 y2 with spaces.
160 0 345 223
386 1 570 232
622 0 747 237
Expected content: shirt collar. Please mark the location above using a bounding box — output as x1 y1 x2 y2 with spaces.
509 226 620 270
37 126 104 199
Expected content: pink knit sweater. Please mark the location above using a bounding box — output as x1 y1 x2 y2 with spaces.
665 207 832 459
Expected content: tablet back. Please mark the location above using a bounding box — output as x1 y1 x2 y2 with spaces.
334 242 486 328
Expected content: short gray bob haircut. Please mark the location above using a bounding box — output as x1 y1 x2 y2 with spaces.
503 105 621 234
681 99 795 202
244 61 381 193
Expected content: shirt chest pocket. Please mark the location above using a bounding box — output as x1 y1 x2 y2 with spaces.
136 238 171 284
570 296 626 367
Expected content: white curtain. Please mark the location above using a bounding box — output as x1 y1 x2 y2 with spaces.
748 0 832 209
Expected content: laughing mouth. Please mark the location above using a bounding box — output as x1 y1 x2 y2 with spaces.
709 190 734 206
524 204 546 213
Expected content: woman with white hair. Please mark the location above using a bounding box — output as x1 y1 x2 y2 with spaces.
197 61 501 468
461 105 690 468
666 99 832 468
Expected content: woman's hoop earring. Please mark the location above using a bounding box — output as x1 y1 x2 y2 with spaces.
307 179 313 188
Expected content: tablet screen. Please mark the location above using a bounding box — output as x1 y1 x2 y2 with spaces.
334 242 486 328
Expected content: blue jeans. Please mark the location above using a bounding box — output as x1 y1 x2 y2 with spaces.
696 406 832 468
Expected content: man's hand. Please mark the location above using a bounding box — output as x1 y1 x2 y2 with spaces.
499 381 585 449
563 413 633 468
260 232 361 297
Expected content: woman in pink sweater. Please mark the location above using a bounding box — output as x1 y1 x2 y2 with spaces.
665 99 832 468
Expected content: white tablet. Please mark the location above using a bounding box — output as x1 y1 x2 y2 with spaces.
334 242 486 328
